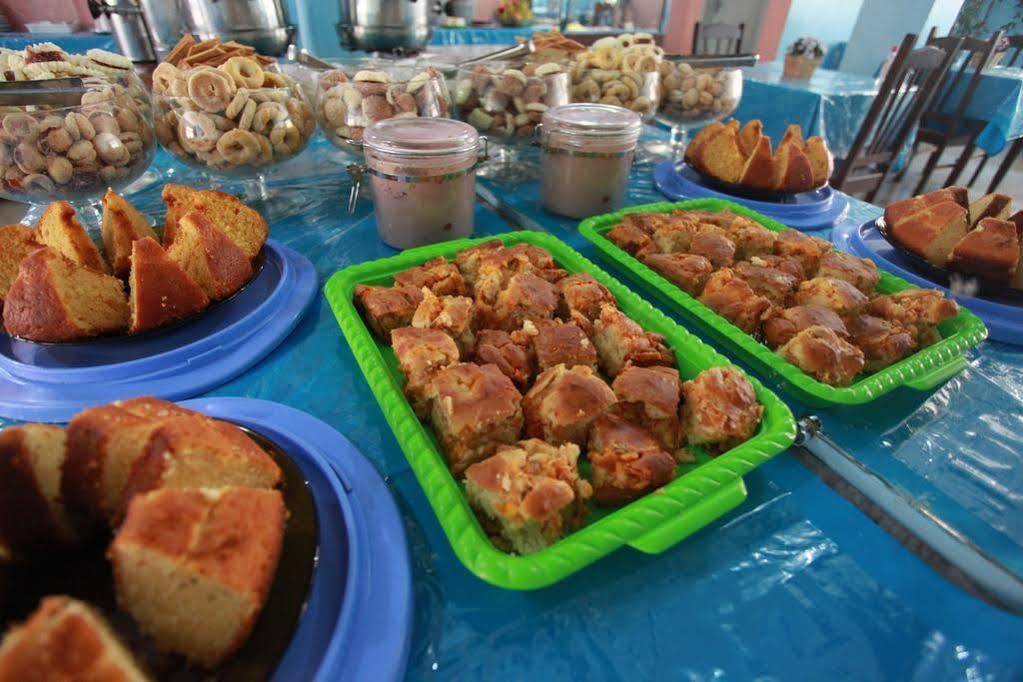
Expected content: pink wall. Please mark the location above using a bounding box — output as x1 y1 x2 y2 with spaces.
755 0 792 61
2 0 93 32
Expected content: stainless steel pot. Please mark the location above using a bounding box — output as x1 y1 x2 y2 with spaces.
337 0 437 53
178 0 296 56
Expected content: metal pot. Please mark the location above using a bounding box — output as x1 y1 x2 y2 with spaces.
178 0 296 56
337 0 437 53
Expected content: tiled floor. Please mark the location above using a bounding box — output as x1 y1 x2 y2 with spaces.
871 143 1023 206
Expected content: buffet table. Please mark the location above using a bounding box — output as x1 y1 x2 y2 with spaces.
1 135 1015 679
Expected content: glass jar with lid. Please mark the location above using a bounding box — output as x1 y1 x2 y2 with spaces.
362 117 481 249
539 103 642 219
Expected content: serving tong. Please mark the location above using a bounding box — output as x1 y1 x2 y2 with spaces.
457 46 759 69
0 77 87 107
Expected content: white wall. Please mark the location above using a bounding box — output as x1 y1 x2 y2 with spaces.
840 0 964 76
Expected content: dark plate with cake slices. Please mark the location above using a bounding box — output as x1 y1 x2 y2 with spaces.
682 161 831 204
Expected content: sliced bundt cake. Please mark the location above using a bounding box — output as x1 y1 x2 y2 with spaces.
738 135 774 189
3 247 129 341
0 424 84 559
770 140 814 192
109 486 285 669
947 217 1020 282
35 201 108 273
0 596 150 682
101 189 158 279
117 413 281 518
167 210 254 301
804 136 833 187
160 183 199 247
189 190 267 260
129 237 209 334
0 224 40 308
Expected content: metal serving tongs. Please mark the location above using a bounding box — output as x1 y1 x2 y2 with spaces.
285 44 335 71
0 77 87 107
664 53 759 69
456 41 534 68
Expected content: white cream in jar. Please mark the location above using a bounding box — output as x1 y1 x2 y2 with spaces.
539 103 642 219
363 118 480 249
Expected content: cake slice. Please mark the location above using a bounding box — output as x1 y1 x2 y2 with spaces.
101 189 158 279
129 237 209 334
695 123 746 184
1010 211 1023 289
804 136 833 187
770 140 815 192
3 247 129 341
35 201 108 273
738 119 763 157
0 424 83 558
889 200 969 266
737 135 774 189
0 596 151 682
947 217 1020 283
160 183 199 247
780 123 805 148
109 487 285 669
967 192 1012 228
188 190 267 260
684 121 725 167
884 186 969 227
167 209 254 301
0 224 40 308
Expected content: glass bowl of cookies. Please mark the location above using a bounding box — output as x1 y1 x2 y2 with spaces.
654 61 743 159
316 60 452 158
151 37 316 179
567 34 662 120
0 44 156 227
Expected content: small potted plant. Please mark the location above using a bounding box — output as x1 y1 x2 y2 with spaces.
495 0 533 27
784 37 825 79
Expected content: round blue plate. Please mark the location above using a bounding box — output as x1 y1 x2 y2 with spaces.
181 397 413 682
0 240 317 422
654 160 849 230
833 219 1023 345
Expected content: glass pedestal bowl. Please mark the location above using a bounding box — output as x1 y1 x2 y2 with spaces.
648 64 743 161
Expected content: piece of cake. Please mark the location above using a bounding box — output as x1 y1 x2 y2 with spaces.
611 365 682 451
698 269 773 334
0 424 84 559
727 217 777 259
695 122 746 184
968 192 1012 228
101 188 159 279
557 273 617 336
522 364 616 446
650 216 714 254
0 596 150 682
62 398 196 523
642 252 714 296
1010 210 1023 289
778 325 865 386
816 250 881 294
0 225 40 309
688 231 736 269
737 119 763 157
527 320 598 372
472 329 533 389
587 413 676 506
109 486 285 669
733 260 800 306
167 209 254 301
883 186 968 227
889 199 969 266
780 123 805 148
482 271 559 332
685 121 726 165
793 277 869 316
391 326 460 418
774 229 831 276
506 243 567 283
453 240 505 289
680 366 764 451
762 304 848 349
161 183 199 246
738 134 775 189
770 141 814 193
866 288 958 347
117 414 282 516
846 315 918 372
592 304 674 377
463 439 591 554
354 284 423 342
410 288 475 355
393 256 467 296
128 237 210 334
188 190 267 260
947 217 1020 283
607 221 655 256
427 362 524 474
804 136 833 187
35 200 109 273
3 247 129 341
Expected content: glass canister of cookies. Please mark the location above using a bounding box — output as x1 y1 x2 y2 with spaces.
151 36 316 176
0 44 156 223
568 34 661 120
453 60 570 141
316 61 451 157
655 60 742 158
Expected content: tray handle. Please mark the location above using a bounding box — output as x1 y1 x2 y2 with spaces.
627 478 748 554
904 355 969 392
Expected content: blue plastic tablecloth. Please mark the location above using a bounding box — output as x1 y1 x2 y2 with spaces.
939 65 1023 155
0 32 117 53
2 136 1022 679
430 26 526 46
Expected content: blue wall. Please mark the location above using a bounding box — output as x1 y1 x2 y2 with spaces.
777 0 865 58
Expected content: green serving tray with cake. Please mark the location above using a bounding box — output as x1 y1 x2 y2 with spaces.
324 231 796 590
578 198 988 407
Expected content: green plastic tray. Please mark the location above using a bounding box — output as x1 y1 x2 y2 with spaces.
324 231 796 590
579 198 989 407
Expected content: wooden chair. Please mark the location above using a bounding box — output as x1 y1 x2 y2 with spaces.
982 136 1023 193
831 34 957 203
692 22 744 56
962 35 1023 188
905 28 1003 195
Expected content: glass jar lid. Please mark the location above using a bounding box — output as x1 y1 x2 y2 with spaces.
542 103 642 138
363 118 479 157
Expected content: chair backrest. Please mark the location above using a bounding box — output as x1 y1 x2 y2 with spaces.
692 22 744 56
925 28 1004 129
832 33 958 199
1004 34 1023 68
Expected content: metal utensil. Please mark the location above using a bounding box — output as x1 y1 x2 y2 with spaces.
666 53 759 68
285 44 336 71
0 78 87 107
455 40 533 67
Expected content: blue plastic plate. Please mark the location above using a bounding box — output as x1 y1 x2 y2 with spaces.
654 160 849 230
832 219 1023 345
180 397 413 682
0 240 317 422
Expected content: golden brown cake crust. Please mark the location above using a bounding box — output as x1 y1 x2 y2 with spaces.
778 325 865 386
102 189 158 279
36 200 109 273
169 209 254 301
642 252 714 296
947 217 1020 282
522 364 616 446
762 304 848 349
129 237 210 334
681 366 764 450
0 224 40 306
354 284 424 341
0 426 67 557
587 413 676 506
394 257 467 296
161 183 199 247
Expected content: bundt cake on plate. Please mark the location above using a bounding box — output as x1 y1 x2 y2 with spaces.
36 200 109 274
102 189 159 279
128 237 210 334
